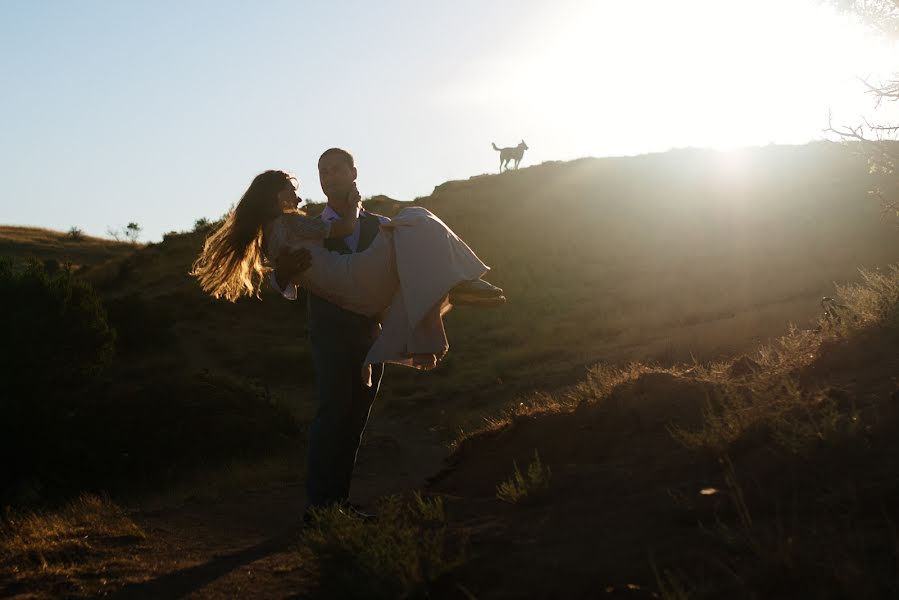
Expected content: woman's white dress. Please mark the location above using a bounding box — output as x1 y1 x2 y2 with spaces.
263 207 489 380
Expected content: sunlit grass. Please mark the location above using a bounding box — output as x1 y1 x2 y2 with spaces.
671 264 898 453
1 494 146 595
456 263 898 456
0 225 135 269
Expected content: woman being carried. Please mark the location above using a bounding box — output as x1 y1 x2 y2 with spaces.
192 170 505 378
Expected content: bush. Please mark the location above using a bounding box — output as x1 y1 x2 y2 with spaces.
0 259 115 498
0 259 114 399
102 371 300 483
66 227 84 241
1 366 300 505
303 493 466 599
104 293 176 354
496 450 552 504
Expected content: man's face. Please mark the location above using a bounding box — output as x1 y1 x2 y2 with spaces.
318 154 357 202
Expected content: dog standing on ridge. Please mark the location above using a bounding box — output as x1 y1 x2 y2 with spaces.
492 140 529 172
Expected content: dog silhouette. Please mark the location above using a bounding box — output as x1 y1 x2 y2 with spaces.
492 140 529 172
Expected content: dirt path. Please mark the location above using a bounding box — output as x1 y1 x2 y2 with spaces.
107 409 449 600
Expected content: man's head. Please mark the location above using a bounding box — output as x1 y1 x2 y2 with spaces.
318 148 357 207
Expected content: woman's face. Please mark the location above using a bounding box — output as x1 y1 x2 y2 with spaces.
276 182 300 212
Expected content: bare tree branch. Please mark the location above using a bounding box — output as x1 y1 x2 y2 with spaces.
825 1 899 224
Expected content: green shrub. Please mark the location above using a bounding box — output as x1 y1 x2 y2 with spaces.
496 450 552 504
0 259 115 395
303 493 466 599
0 259 115 498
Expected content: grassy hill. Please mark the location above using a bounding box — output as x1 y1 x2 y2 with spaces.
0 226 136 269
2 141 899 598
3 141 897 436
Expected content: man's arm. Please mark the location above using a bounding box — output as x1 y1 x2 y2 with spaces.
271 248 312 300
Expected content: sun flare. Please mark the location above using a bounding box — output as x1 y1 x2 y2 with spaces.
444 0 897 158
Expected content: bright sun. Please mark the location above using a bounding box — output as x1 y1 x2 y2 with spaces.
445 0 896 158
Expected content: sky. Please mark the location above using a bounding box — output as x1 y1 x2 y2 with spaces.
1 0 897 241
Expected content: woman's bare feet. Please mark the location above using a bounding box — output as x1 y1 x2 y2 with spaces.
449 279 506 307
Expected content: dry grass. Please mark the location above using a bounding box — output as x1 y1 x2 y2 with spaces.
452 361 671 447
458 261 898 456
671 264 898 453
436 261 899 598
0 225 136 269
0 494 146 595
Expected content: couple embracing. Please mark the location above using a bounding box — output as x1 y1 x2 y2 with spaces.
192 148 504 519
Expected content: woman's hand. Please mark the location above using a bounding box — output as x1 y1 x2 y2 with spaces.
274 247 312 291
344 183 362 217
327 184 362 239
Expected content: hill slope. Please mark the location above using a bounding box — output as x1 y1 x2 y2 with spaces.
0 226 136 268
428 272 899 598
3 141 898 433
2 141 898 598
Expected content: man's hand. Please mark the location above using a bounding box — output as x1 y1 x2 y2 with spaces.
274 248 312 291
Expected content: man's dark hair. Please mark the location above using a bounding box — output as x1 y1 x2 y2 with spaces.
319 148 355 169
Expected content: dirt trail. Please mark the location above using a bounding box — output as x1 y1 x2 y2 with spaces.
106 410 448 600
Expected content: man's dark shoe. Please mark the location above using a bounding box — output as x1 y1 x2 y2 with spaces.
302 508 316 528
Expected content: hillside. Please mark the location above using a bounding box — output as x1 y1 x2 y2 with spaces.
4 142 897 434
27 140 897 435
2 141 899 598
428 281 899 598
0 226 136 268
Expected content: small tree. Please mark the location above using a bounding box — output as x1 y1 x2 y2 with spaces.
124 222 142 244
67 226 84 241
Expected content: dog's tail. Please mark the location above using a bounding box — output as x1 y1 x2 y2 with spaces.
491 142 500 151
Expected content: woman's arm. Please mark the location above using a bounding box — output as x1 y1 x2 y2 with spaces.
326 184 362 239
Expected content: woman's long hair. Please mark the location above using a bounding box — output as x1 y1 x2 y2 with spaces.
191 170 296 302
